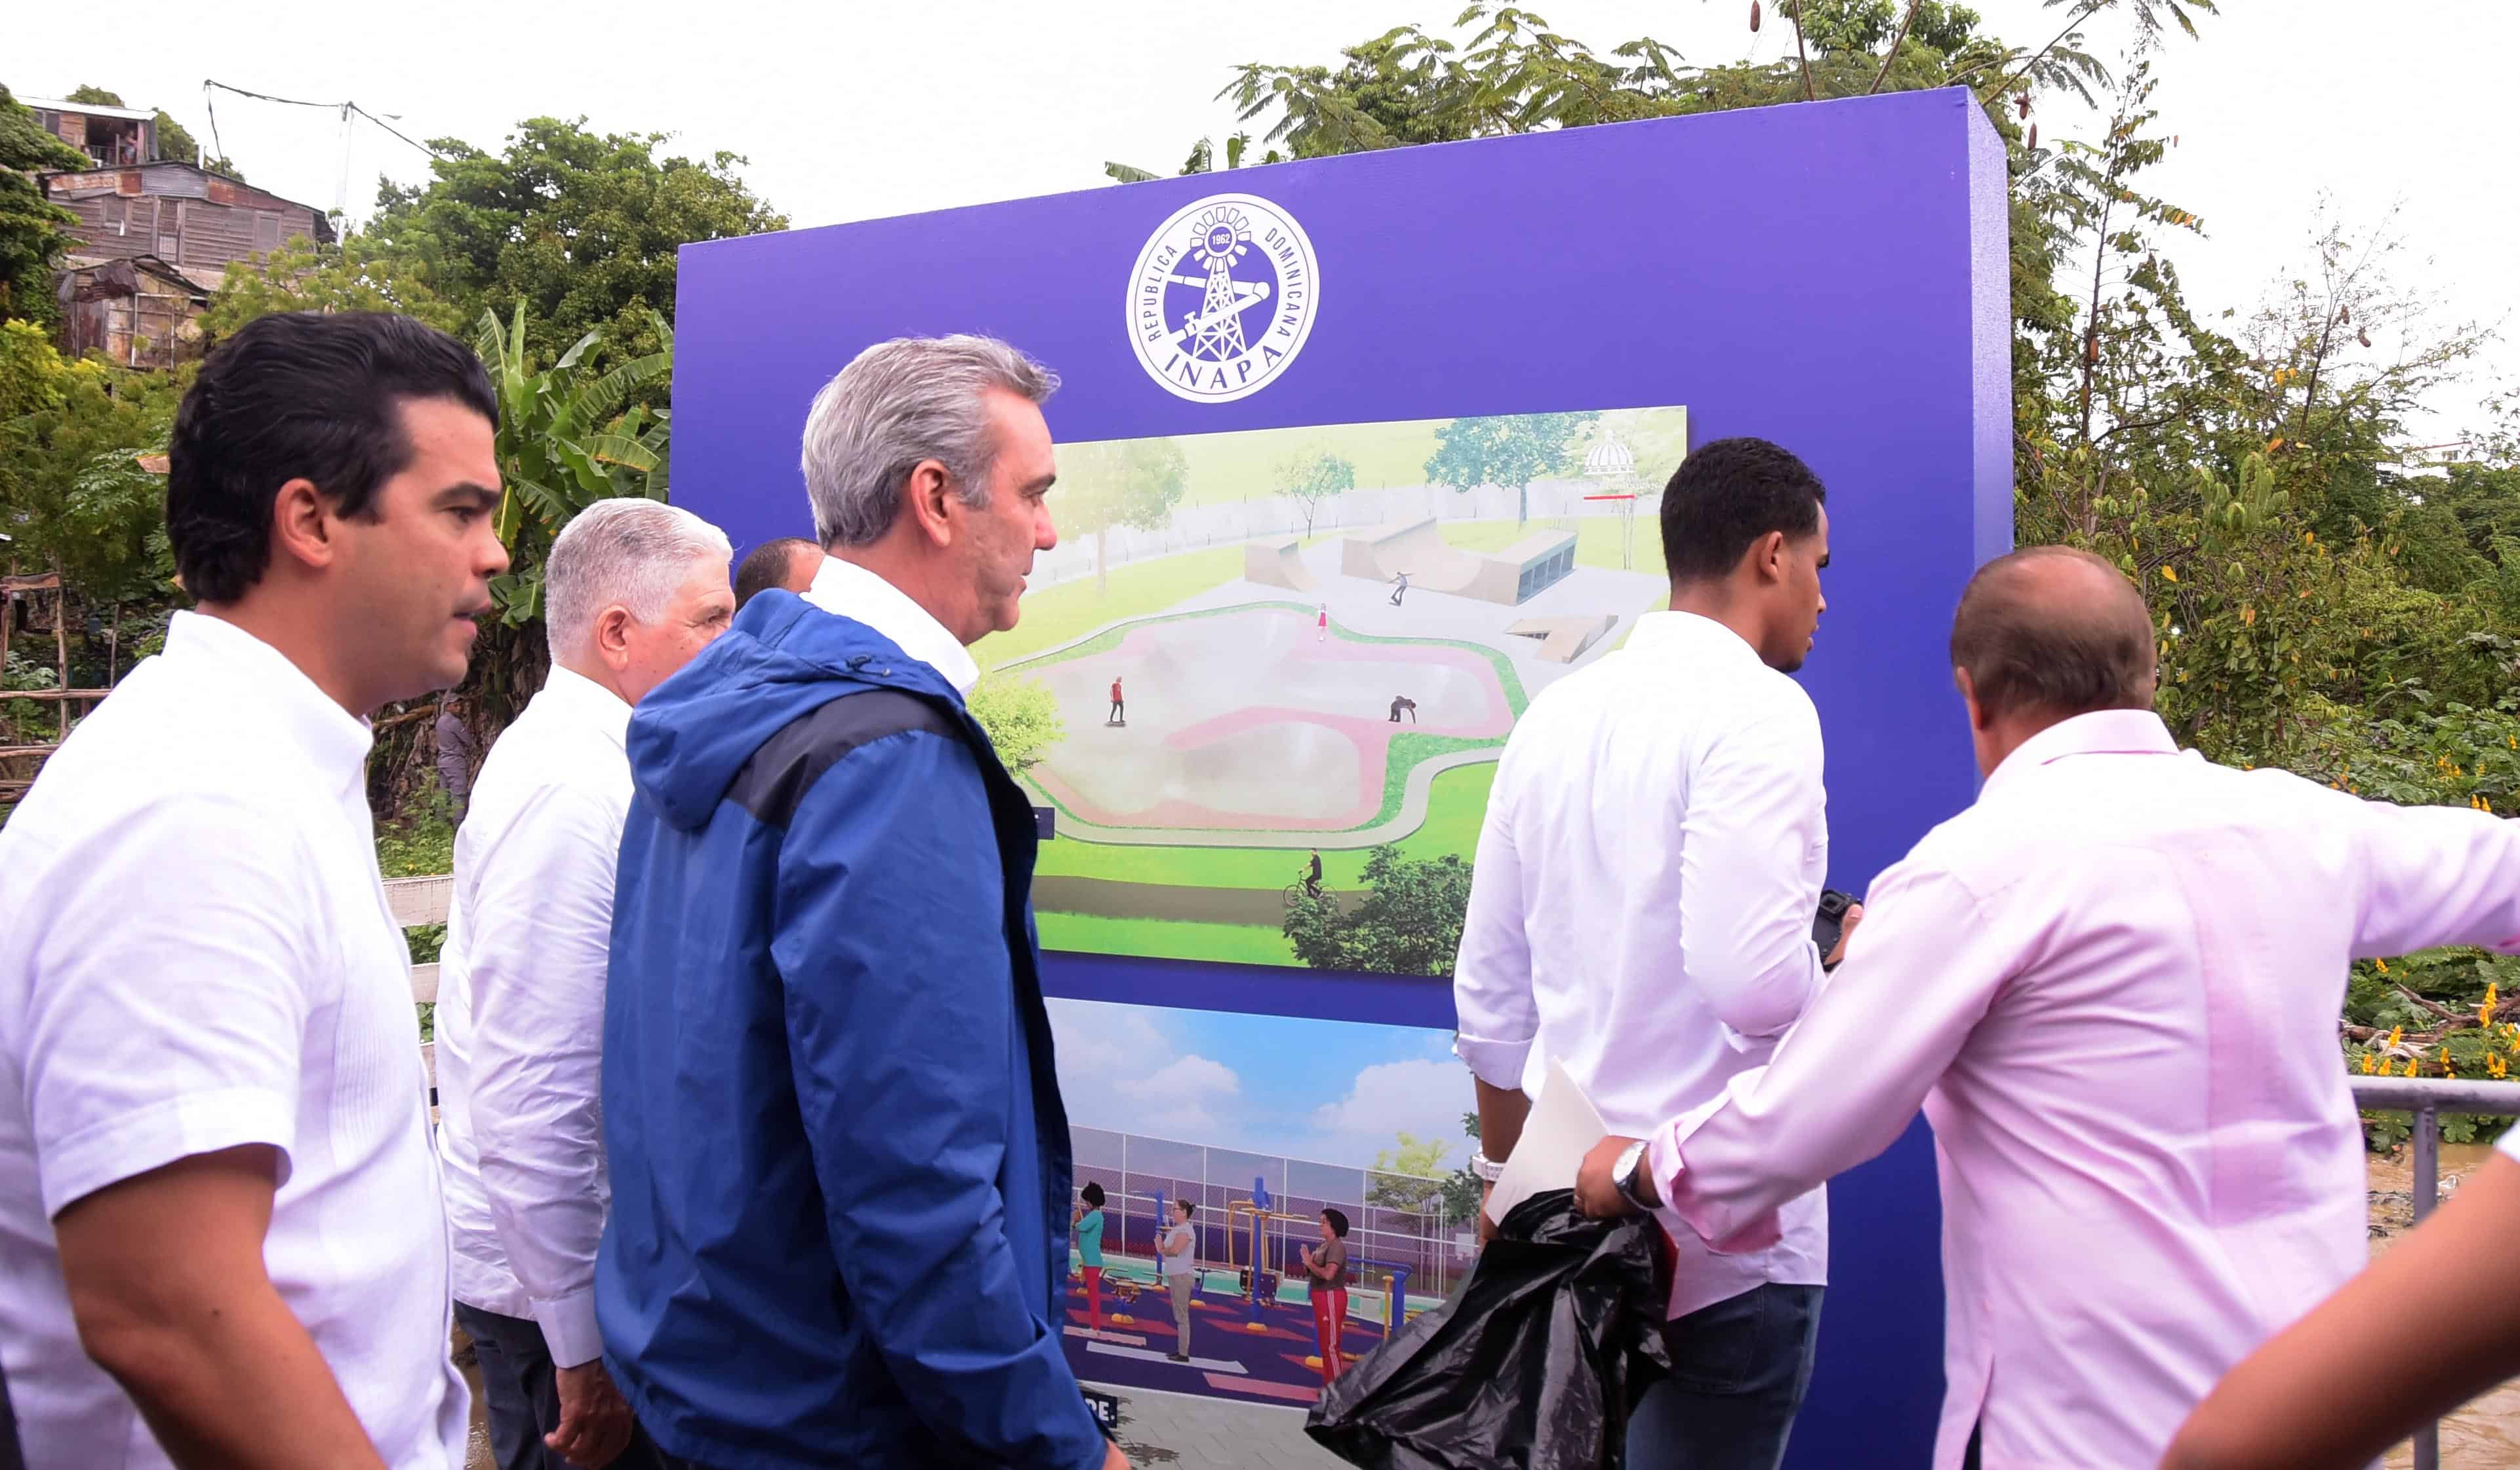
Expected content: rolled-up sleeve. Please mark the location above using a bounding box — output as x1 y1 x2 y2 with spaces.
1677 705 1829 1049
468 784 620 1368
25 796 313 1218
1652 858 2009 1252
1452 778 1536 1090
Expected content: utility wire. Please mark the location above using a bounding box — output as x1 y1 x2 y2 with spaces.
199 79 447 161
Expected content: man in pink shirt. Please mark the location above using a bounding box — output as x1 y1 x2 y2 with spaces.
1576 546 2520 1470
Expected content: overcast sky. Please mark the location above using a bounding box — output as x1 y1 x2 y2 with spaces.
18 1 2513 438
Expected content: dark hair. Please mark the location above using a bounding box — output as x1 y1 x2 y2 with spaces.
1174 1199 1195 1218
1080 1182 1106 1208
1658 437 1827 584
1321 1207 1350 1238
1949 546 2157 721
734 536 820 609
169 311 496 605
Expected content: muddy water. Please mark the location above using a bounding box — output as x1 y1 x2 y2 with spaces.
2373 1144 2520 1469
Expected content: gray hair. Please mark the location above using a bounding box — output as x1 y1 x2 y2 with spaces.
544 498 733 653
800 334 1060 548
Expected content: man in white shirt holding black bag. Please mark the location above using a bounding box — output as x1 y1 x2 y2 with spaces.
1452 437 1856 1470
433 498 734 1470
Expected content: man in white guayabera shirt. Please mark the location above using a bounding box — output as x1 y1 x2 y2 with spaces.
0 311 503 1470
1452 437 1854 1470
433 498 733 1470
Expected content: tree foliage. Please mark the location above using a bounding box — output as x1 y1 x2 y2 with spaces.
968 673 1066 772
457 304 674 727
1276 445 1355 536
1367 1132 1451 1212
1284 843 1473 978
363 118 786 370
201 235 468 340
0 87 85 329
1424 412 1597 526
0 321 184 605
1057 436 1188 593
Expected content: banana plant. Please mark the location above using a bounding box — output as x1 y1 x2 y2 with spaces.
471 303 674 626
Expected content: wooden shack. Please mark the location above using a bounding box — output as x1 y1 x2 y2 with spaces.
38 159 334 366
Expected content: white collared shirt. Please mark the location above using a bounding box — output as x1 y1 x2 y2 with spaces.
803 553 979 694
0 611 467 1470
1452 611 1830 1317
432 667 633 1366
1649 709 2520 1470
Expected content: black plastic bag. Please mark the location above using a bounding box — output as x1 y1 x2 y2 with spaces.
1305 1189 1671 1470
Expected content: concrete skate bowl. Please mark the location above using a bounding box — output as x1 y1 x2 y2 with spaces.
1243 536 1317 591
1340 518 1575 605
1005 603 1519 837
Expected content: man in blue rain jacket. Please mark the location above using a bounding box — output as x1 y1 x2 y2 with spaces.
596 336 1124 1470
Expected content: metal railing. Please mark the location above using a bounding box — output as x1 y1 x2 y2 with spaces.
2348 1075 2520 1470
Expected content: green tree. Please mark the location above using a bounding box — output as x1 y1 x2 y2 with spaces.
1367 1131 1450 1212
0 86 85 329
60 87 239 176
201 235 467 340
364 118 786 369
1283 843 1473 977
968 673 1066 771
0 327 185 606
460 305 673 726
1057 437 1189 593
1276 445 1354 537
1423 411 1597 526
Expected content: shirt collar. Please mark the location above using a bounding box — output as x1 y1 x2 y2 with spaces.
164 610 373 784
538 664 633 751
802 555 980 695
1620 610 1766 667
1979 708 2180 800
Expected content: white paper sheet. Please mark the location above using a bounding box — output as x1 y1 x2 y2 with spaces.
1483 1058 1607 1225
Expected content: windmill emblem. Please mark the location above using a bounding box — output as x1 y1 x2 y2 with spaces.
1178 207 1270 361
1125 192 1320 405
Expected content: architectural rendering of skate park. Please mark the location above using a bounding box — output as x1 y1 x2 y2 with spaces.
673 86 2013 1463
978 406 1683 968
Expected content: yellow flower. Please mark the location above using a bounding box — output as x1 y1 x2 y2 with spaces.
2376 959 2390 976
2405 1058 2422 1078
2162 566 2180 583
2386 1026 2403 1050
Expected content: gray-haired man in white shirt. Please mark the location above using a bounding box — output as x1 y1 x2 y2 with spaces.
1452 437 1855 1470
434 499 734 1470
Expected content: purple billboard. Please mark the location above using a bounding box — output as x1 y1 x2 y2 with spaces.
673 86 2010 1467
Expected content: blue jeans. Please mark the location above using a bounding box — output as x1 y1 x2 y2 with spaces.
456 1301 668 1470
1626 1283 1824 1470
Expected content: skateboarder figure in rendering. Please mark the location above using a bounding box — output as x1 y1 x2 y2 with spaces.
1388 695 1417 724
1389 570 1410 606
1317 604 1329 642
1108 676 1124 726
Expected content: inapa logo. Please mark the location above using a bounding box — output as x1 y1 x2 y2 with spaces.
1125 193 1319 405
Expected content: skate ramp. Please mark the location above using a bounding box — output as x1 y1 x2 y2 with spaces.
1340 519 1506 599
1340 519 1578 606
1243 536 1318 591
1506 614 1618 664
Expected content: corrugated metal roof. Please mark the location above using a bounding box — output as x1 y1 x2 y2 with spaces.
22 96 158 123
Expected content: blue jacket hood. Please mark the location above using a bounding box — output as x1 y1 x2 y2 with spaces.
626 589 969 832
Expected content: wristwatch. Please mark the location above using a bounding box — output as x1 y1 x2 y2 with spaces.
1469 1149 1506 1183
1612 1139 1652 1212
